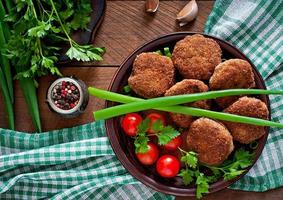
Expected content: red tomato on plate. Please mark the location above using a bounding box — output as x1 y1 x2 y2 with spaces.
156 155 180 178
121 113 142 137
163 136 182 151
146 113 166 134
136 142 159 165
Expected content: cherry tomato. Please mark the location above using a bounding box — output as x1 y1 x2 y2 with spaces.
136 142 159 165
146 113 166 134
121 113 142 136
163 136 182 151
156 155 180 178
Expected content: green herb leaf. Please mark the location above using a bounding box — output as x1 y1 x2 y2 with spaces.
137 118 150 133
134 118 151 153
196 173 209 199
134 132 149 153
157 126 180 145
123 85 132 93
151 120 164 133
28 22 51 38
234 148 254 168
155 50 163 55
164 47 172 58
224 169 245 180
178 169 194 185
206 175 220 183
180 151 198 169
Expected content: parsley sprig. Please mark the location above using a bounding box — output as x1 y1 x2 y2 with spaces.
134 118 180 153
5 0 105 79
178 148 254 199
205 149 255 181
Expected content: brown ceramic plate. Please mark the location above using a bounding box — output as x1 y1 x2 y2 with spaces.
105 32 270 197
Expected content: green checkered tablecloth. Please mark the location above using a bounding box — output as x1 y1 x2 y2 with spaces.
204 0 283 191
0 121 173 199
0 0 282 199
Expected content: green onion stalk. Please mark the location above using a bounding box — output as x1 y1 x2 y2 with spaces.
0 67 14 129
88 87 283 128
18 78 42 132
0 1 14 129
1 0 41 132
0 1 13 101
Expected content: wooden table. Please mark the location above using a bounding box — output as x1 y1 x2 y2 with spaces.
0 0 282 199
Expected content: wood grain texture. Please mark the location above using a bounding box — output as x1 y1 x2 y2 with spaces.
0 0 214 131
0 67 117 132
0 1 282 199
90 0 214 66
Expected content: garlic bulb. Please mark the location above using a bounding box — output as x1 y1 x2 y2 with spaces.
145 0 159 13
177 0 198 26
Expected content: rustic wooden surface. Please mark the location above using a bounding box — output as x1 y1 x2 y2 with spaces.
0 0 282 199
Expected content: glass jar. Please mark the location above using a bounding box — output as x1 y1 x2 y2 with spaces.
46 77 89 118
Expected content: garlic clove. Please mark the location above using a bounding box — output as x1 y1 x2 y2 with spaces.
145 0 159 13
179 22 189 27
176 0 198 24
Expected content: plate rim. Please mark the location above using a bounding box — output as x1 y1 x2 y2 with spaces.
105 31 271 197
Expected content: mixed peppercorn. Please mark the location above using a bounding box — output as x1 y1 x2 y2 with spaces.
51 81 80 110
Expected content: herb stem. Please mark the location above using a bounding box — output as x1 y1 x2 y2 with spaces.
49 0 72 44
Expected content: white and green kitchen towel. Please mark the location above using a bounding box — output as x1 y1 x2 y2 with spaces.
204 0 283 191
0 0 282 199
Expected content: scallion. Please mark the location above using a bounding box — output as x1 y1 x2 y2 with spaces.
0 67 14 129
88 87 283 128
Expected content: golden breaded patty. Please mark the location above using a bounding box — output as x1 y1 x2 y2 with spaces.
164 79 211 128
172 34 222 80
128 52 175 98
209 59 256 108
224 97 269 144
186 118 234 166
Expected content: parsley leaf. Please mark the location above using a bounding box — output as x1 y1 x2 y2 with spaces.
178 169 194 185
138 118 150 133
206 148 254 181
134 132 149 153
28 22 51 38
180 151 198 169
134 118 150 153
133 118 180 153
157 126 180 145
196 173 209 199
224 169 246 180
151 120 164 133
234 148 254 168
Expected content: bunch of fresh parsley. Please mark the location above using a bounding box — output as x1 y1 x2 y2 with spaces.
178 148 254 199
134 118 180 153
5 0 105 79
0 0 105 132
